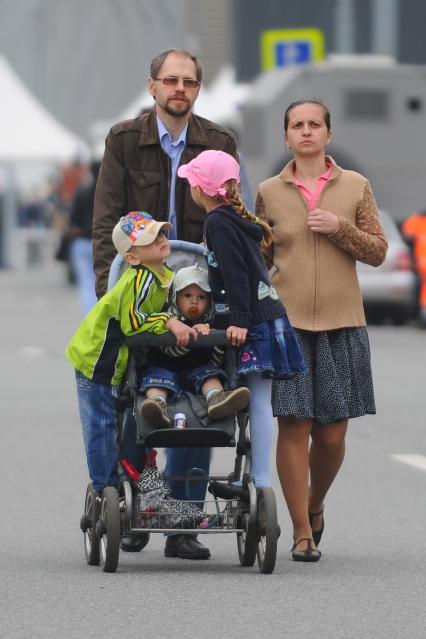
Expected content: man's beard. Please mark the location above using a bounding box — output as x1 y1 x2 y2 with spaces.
163 101 192 118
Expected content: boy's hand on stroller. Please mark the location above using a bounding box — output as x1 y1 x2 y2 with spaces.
226 325 247 347
166 318 198 347
193 323 210 335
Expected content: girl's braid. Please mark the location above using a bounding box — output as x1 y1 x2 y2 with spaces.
224 181 273 248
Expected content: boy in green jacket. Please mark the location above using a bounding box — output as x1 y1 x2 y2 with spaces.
66 211 197 493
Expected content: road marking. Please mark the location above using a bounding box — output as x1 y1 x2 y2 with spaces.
391 454 426 471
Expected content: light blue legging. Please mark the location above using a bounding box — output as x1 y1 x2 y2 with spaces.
245 373 273 487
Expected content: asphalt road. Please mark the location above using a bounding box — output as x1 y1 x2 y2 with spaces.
1 247 425 639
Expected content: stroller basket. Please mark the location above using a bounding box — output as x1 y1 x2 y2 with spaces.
131 496 244 533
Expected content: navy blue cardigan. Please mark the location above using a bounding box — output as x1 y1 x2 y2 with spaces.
204 205 286 328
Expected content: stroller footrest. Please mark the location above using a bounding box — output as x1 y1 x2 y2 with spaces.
139 428 235 448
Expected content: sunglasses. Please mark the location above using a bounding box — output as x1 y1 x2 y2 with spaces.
154 76 200 89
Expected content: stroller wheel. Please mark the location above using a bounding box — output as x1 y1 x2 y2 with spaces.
99 487 121 573
237 517 257 566
256 487 278 574
82 483 100 566
236 482 257 567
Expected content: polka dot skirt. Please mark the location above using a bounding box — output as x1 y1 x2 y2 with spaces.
271 327 376 424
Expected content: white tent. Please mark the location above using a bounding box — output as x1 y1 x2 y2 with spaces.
0 54 88 163
193 66 250 135
0 55 89 268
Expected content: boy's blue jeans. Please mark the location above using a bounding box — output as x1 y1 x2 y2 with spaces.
75 371 120 492
75 370 211 501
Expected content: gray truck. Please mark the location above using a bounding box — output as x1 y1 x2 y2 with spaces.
239 56 426 221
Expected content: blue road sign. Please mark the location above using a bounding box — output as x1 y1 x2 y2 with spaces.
261 29 325 70
276 41 311 66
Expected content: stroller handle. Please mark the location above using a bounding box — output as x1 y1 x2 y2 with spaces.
126 329 228 349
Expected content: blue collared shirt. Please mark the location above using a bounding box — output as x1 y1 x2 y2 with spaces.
157 116 188 240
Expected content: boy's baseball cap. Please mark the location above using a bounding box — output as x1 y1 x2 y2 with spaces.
112 211 172 257
173 264 211 295
177 150 240 197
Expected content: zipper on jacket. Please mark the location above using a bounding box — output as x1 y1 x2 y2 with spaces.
291 182 317 327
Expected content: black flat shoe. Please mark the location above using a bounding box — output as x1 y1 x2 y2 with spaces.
120 532 150 552
291 537 321 562
164 534 211 560
309 509 324 547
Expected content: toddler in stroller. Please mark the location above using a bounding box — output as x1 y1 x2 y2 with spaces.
125 260 251 559
139 262 250 427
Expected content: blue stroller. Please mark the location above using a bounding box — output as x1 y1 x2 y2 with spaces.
80 241 279 574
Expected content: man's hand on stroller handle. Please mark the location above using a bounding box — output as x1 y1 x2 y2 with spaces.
166 317 199 347
226 325 247 347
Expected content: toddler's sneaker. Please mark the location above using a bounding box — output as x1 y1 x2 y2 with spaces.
207 387 251 420
140 397 171 426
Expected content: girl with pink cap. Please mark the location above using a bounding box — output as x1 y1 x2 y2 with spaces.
178 150 308 530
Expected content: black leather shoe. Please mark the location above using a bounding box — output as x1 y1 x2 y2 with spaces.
291 537 321 562
164 535 211 559
309 509 324 547
120 532 150 552
208 481 249 502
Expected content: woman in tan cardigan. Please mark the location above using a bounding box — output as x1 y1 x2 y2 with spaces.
256 101 388 561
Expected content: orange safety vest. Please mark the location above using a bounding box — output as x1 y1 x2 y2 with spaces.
402 213 426 305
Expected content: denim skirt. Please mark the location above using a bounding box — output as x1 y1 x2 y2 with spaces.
237 316 307 379
271 327 376 424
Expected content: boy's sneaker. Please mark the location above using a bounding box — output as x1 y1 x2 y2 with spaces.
207 387 251 420
140 397 170 426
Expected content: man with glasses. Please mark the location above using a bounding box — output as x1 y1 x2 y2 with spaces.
92 49 238 560
93 48 237 299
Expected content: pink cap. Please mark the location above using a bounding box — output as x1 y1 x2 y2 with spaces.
178 150 240 197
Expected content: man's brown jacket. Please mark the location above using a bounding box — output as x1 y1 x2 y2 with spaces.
93 110 237 297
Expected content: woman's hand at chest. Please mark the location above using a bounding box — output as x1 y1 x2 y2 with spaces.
307 208 340 235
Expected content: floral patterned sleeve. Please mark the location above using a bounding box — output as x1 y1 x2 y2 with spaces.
255 191 275 269
328 181 388 266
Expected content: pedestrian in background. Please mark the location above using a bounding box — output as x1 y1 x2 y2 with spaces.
92 48 238 559
68 160 100 315
256 100 388 561
401 209 426 327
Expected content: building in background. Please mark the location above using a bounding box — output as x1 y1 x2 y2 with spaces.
0 0 233 140
2 0 426 141
185 0 231 83
0 1 186 139
1 0 426 220
232 0 426 82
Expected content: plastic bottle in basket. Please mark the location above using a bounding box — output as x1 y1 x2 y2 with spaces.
173 412 187 429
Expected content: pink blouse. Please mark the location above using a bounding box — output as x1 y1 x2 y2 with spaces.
293 163 332 210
